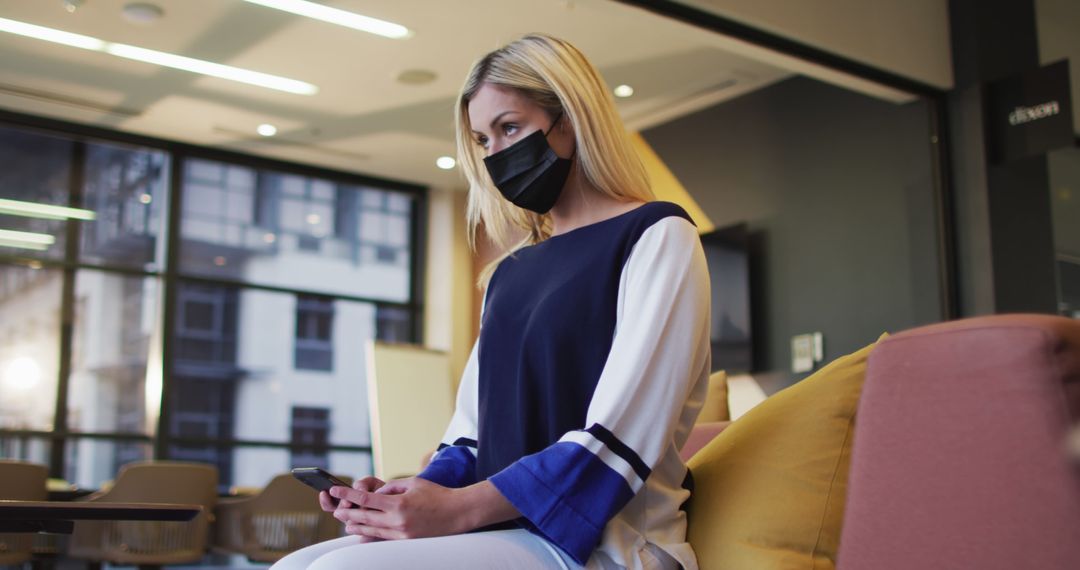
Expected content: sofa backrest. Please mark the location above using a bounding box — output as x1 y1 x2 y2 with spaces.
837 314 1080 570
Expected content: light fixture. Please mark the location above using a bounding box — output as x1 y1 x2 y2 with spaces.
213 256 226 266
0 229 56 247
0 16 318 95
306 213 320 225
0 238 49 251
3 356 42 391
0 198 96 220
62 0 85 14
436 156 456 170
139 193 152 204
262 232 276 244
257 123 278 137
397 69 437 85
122 2 164 25
614 84 634 98
242 0 410 39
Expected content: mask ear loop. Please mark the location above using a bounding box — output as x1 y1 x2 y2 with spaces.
543 111 564 137
545 110 578 160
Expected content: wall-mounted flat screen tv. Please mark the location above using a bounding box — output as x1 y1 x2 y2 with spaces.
700 223 753 373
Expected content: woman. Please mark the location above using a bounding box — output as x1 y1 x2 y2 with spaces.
273 33 710 570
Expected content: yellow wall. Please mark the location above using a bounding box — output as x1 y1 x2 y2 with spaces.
630 132 715 233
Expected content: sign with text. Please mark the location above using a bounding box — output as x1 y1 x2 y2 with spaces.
986 60 1073 164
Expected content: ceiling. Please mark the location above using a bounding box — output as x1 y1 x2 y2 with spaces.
0 0 795 190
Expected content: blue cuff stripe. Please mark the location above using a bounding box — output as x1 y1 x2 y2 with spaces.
489 442 634 564
416 445 477 489
585 423 651 482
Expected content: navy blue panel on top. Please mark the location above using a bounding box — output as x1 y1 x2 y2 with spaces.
476 201 694 481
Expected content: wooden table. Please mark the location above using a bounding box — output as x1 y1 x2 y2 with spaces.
0 500 201 534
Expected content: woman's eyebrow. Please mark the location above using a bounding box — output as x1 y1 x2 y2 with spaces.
471 110 519 135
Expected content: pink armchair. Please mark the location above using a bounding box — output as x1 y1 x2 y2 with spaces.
838 314 1080 569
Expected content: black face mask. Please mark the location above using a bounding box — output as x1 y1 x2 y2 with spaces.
483 114 572 214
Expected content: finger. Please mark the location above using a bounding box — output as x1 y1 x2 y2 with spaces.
347 524 406 541
354 476 386 492
344 523 386 541
318 491 337 512
329 486 397 511
338 506 397 528
374 478 415 495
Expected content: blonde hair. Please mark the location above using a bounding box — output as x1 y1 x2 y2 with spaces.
455 34 653 286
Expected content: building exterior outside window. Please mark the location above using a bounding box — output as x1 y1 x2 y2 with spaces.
0 122 423 493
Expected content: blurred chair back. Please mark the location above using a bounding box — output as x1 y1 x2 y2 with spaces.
69 460 218 566
214 473 346 562
838 315 1080 570
0 460 48 565
367 341 454 479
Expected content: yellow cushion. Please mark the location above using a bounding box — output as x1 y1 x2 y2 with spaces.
686 337 883 570
696 370 729 423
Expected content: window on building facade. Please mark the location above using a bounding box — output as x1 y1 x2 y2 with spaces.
295 295 334 371
290 406 330 470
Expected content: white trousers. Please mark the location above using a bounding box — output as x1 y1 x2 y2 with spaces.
270 529 614 570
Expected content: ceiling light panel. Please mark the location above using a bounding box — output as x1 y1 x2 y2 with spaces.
0 16 318 95
0 198 96 220
242 0 410 39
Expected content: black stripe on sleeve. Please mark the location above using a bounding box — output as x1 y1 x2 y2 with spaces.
452 437 478 448
585 424 651 482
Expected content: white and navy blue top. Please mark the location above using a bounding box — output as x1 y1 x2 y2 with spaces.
417 201 711 570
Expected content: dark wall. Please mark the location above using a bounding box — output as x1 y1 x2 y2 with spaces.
643 76 942 388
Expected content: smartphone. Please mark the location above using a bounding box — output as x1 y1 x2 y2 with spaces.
292 467 350 505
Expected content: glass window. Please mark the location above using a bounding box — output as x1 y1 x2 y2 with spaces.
291 406 330 469
67 271 161 435
179 158 414 302
79 142 170 270
0 264 62 431
169 285 373 457
228 447 372 490
0 126 72 260
65 438 152 489
295 295 334 371
376 305 413 344
0 434 51 466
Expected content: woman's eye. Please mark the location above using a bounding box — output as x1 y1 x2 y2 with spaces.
476 135 488 148
502 123 518 135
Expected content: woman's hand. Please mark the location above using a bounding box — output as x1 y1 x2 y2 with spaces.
319 476 387 543
328 478 520 541
318 475 386 512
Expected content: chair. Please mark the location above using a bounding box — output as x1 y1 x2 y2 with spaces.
837 314 1080 569
68 461 218 569
213 473 346 562
0 460 48 566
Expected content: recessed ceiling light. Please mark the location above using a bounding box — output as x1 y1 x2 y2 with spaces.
213 256 226 266
257 123 278 137
138 193 152 204
397 69 437 85
306 213 320 225
62 0 84 14
614 84 634 98
436 156 456 170
242 0 410 39
0 16 318 95
122 3 164 25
